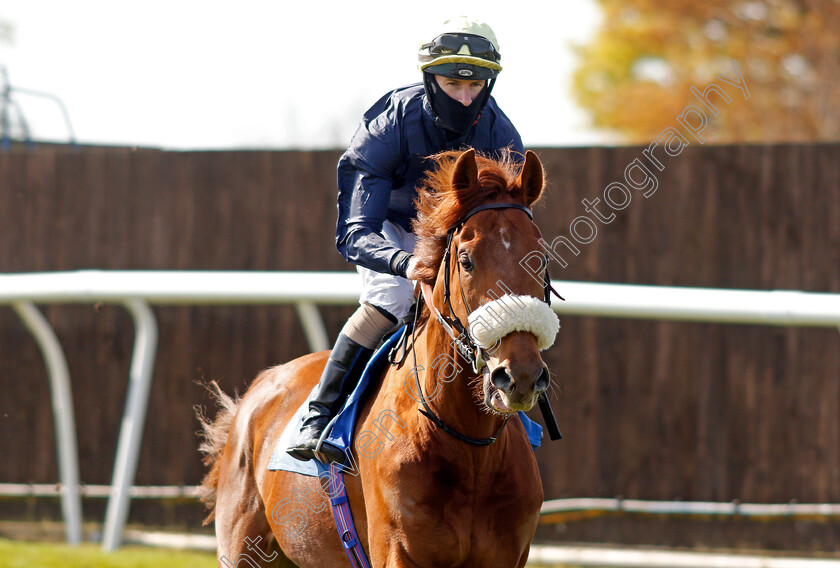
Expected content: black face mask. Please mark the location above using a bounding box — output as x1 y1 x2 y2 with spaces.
423 73 494 136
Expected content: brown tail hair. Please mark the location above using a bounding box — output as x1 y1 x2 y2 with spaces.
195 381 240 525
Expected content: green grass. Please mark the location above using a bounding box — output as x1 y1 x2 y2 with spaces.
0 538 578 567
0 539 217 568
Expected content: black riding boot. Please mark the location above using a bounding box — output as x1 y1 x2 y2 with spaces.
286 334 373 463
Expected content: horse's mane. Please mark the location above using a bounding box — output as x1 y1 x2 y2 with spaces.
411 148 535 284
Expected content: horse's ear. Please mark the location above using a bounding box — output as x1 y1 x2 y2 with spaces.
518 150 545 206
452 148 478 193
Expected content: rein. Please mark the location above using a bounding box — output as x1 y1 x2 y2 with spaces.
415 280 509 446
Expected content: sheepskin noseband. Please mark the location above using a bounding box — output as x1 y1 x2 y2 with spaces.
467 294 560 351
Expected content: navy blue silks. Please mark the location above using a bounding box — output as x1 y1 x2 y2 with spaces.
335 83 524 276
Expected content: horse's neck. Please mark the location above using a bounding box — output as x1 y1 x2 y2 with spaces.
406 319 506 442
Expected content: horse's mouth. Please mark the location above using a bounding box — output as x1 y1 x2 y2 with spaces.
484 383 519 415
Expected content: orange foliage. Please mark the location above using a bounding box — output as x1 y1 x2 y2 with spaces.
573 0 840 143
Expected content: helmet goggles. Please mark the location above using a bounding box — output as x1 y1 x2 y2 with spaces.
420 33 501 64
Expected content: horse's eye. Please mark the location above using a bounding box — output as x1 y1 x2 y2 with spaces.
459 253 474 272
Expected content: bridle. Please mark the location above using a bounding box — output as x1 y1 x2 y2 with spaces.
410 201 564 446
432 202 564 371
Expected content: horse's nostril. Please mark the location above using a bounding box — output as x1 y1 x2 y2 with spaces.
535 367 550 393
491 367 512 391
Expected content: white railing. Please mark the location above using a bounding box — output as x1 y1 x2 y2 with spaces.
1 270 839 551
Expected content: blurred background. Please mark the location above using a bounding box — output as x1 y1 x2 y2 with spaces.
0 0 603 148
4 0 838 149
1 1 839 566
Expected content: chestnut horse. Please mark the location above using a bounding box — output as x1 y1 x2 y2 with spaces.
198 148 555 567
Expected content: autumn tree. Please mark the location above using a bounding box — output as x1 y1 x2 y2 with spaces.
572 0 840 143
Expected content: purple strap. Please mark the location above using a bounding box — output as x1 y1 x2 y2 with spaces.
327 463 372 568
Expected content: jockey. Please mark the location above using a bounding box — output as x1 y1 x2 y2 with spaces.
287 16 524 463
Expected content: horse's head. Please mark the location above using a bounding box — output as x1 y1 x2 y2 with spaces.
413 148 559 415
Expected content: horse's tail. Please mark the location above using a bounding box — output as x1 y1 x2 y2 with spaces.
195 381 240 525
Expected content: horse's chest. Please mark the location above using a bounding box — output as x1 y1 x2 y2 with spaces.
371 454 541 566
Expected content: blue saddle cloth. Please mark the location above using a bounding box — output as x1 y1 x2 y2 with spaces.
268 327 543 477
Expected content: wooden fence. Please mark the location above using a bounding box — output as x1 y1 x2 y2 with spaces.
1 144 839 546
